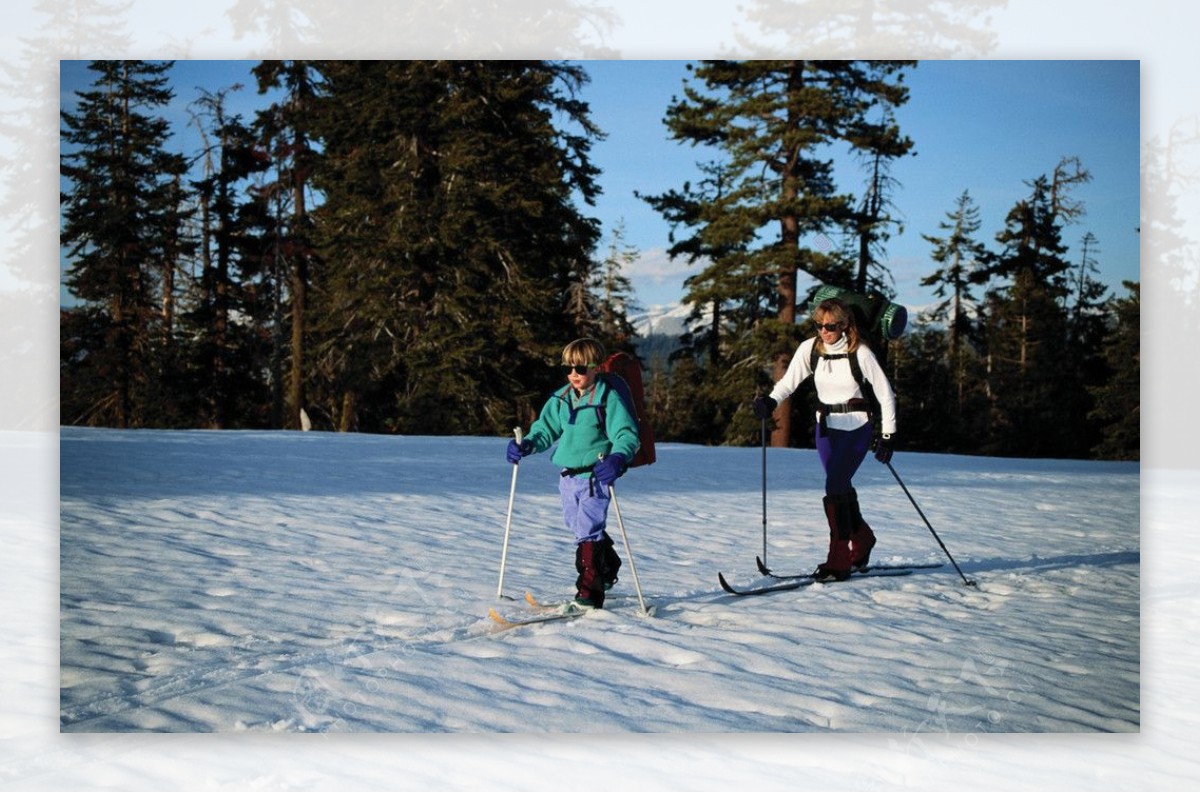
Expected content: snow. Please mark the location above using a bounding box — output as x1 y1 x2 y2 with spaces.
5 427 1193 786
632 302 696 337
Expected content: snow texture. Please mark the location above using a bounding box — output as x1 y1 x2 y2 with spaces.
6 428 1193 786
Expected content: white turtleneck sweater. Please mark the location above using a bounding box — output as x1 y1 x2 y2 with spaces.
768 336 897 435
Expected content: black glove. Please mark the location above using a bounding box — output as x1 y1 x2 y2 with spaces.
506 438 533 464
593 453 627 487
873 433 895 464
753 395 777 420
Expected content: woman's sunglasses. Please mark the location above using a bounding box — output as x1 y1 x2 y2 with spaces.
816 322 845 332
560 363 596 376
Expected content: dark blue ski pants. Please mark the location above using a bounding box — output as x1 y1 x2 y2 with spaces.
815 422 872 496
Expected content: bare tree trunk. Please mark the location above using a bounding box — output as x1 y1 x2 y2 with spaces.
772 61 805 448
772 244 798 448
288 161 308 430
339 391 358 433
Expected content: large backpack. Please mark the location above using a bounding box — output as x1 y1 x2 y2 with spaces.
596 351 656 468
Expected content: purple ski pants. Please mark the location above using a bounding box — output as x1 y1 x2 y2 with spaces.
558 474 610 544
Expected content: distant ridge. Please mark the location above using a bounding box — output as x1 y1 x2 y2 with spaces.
631 302 694 338
632 300 934 339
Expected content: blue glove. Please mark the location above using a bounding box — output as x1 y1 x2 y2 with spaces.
873 433 895 464
506 438 533 464
593 453 627 487
753 395 777 420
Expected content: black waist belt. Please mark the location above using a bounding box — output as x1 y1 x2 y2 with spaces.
561 464 600 496
819 398 871 415
561 465 596 477
817 398 872 430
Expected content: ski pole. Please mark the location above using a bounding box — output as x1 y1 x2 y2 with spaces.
886 460 977 587
608 483 650 616
761 414 768 569
496 427 523 600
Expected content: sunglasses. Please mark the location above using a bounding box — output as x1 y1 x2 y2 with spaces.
816 322 845 332
560 363 597 376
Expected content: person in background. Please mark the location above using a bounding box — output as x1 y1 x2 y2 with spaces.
753 298 898 582
507 338 640 610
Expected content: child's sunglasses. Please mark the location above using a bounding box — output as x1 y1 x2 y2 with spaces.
560 363 596 375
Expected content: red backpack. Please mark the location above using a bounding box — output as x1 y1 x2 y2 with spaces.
596 351 657 468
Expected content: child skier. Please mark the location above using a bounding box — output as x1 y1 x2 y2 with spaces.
506 338 641 610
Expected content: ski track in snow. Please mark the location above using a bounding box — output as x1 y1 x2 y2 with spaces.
59 428 1140 734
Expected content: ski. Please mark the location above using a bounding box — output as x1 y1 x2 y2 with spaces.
718 567 913 597
484 591 595 630
487 606 585 630
755 556 944 580
525 591 568 612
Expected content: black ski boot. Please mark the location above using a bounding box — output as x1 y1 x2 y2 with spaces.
600 531 622 590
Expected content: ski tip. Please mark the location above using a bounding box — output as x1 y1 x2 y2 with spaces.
524 591 541 608
487 607 512 626
756 556 770 575
717 572 736 594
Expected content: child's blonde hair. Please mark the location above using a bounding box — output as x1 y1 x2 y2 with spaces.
562 338 606 367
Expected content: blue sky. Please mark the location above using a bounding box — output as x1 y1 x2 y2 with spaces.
579 60 1141 309
61 59 1141 312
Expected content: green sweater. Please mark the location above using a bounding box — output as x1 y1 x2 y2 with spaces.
525 377 640 475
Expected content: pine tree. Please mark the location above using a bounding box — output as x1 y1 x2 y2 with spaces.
225 1 620 58
60 60 190 427
642 59 914 446
252 60 321 430
734 0 1001 58
7 9 134 431
1061 231 1113 453
978 175 1075 456
1070 232 1110 344
640 159 758 376
1089 281 1139 460
640 159 774 445
889 323 952 450
920 190 989 416
847 105 914 292
592 222 641 350
183 87 273 428
307 60 604 434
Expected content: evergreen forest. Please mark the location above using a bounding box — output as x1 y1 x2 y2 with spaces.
59 60 1139 461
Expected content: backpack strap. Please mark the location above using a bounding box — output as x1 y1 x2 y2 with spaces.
809 346 880 430
594 374 619 435
809 343 866 390
595 374 643 453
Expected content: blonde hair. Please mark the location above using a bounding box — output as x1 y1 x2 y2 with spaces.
562 338 606 366
812 298 862 355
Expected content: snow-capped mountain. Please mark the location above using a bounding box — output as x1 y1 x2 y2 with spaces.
632 302 695 338
632 299 938 340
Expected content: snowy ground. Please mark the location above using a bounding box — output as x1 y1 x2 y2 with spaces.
56 427 1142 731
3 427 1196 786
